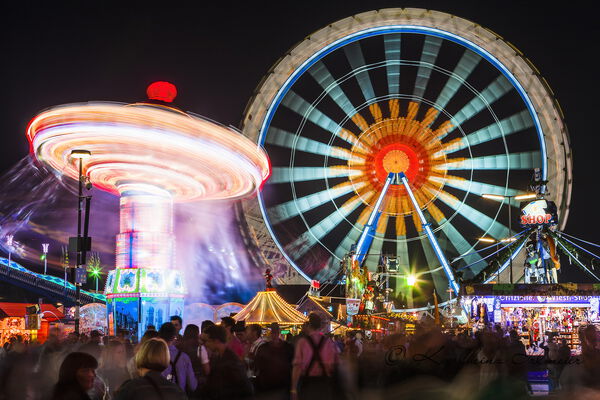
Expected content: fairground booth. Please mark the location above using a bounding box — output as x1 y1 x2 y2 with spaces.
462 284 600 348
233 289 308 330
0 303 64 344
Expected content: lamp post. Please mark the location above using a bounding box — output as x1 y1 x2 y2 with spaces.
481 193 537 283
70 149 91 335
6 235 13 266
42 243 49 275
89 265 102 293
478 237 518 283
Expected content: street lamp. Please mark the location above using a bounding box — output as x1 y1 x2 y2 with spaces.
6 235 13 266
70 149 91 335
477 237 518 282
42 243 49 274
88 265 102 293
481 192 536 283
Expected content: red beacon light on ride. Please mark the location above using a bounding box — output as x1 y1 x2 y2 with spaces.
146 81 177 103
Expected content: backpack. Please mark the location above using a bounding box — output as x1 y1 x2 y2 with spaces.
166 350 183 384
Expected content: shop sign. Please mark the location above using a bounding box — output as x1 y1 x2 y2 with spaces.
346 298 361 315
520 199 557 225
497 295 593 303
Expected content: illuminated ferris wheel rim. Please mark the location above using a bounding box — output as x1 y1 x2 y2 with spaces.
239 8 572 283
257 24 547 170
27 102 271 202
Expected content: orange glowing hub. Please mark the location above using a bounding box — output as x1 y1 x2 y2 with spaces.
345 100 452 231
372 142 429 189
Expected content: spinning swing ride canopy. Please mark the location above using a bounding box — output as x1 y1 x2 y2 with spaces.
238 8 572 304
233 290 308 325
26 100 271 202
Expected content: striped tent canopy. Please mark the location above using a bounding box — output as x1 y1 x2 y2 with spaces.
233 290 308 325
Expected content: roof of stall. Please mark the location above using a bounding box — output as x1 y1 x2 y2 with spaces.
0 303 64 321
233 290 308 325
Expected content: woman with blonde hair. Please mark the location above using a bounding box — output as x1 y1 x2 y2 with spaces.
115 338 187 399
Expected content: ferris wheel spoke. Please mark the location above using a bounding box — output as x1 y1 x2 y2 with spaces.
435 50 482 111
440 151 542 170
389 99 400 119
430 120 454 142
281 91 346 140
413 36 443 100
420 237 451 297
344 42 377 104
438 219 484 271
286 195 364 259
395 199 408 236
423 199 446 223
438 110 534 156
364 205 392 268
338 129 371 154
430 175 521 205
268 181 364 225
384 33 402 95
396 235 410 273
271 166 360 183
266 127 362 161
435 75 513 140
369 103 384 123
308 62 359 116
436 191 508 239
364 232 385 269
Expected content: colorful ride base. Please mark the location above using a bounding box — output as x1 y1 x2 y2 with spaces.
104 267 185 335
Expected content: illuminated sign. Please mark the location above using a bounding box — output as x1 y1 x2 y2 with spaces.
497 295 592 302
520 199 558 226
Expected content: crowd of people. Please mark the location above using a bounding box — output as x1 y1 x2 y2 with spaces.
0 313 599 400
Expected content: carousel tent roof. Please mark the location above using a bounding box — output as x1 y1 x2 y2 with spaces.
233 290 308 325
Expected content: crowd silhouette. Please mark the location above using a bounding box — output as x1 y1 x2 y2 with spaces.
0 313 599 399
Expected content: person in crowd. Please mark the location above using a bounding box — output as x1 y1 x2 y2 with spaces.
170 315 184 342
254 322 294 398
127 329 160 378
114 338 187 400
159 322 197 394
235 321 247 348
202 324 253 400
200 320 215 367
0 336 36 399
97 340 130 396
245 324 266 378
178 324 209 398
79 330 103 360
290 313 338 400
51 351 98 400
221 316 244 359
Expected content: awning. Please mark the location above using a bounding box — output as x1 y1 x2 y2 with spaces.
0 303 64 321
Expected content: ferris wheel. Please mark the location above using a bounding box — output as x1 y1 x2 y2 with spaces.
238 8 572 302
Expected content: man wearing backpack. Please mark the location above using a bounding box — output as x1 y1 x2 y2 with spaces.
159 322 198 394
290 313 339 400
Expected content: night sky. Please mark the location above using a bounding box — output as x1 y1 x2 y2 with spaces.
2 1 599 284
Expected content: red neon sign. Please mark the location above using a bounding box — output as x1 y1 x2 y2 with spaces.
521 214 552 225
